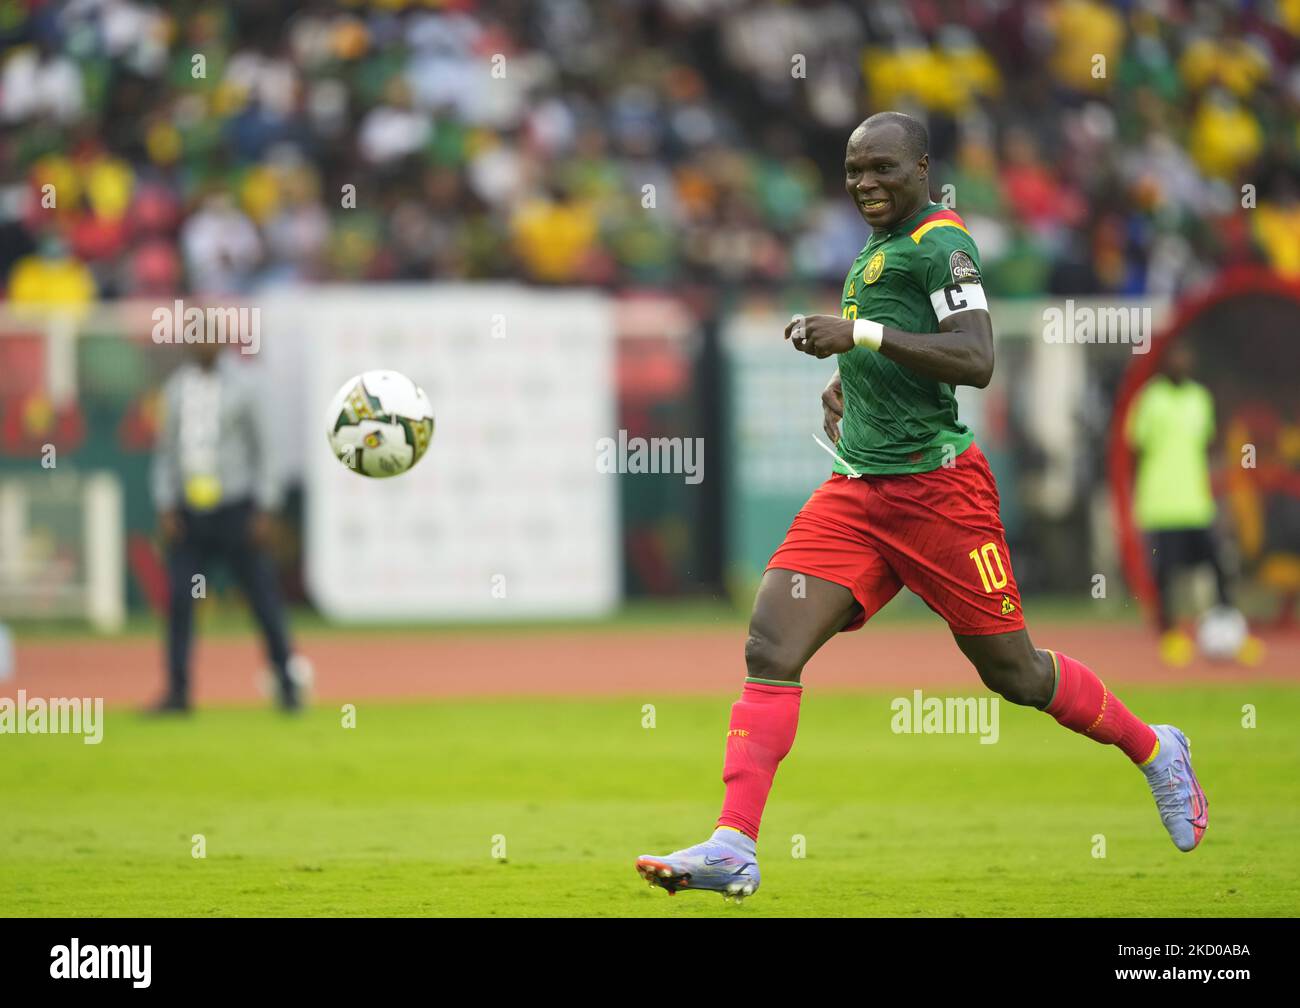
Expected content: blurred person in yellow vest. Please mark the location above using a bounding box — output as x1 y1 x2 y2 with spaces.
1284 0 1300 32
1252 173 1300 278
6 235 95 314
1188 90 1262 180
1047 0 1123 94
1178 36 1270 99
510 184 599 283
863 40 998 115
1127 343 1262 666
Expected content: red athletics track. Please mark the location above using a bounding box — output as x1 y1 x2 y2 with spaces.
7 623 1299 706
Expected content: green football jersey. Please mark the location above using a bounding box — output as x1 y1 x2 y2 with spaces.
1126 376 1216 530
834 202 987 475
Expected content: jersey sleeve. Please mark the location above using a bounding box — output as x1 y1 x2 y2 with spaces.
909 219 987 324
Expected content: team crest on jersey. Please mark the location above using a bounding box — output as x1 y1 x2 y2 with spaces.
950 249 981 284
863 251 886 284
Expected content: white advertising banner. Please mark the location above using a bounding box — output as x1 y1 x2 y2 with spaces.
278 286 618 621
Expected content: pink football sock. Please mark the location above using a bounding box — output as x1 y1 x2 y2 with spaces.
1044 651 1158 764
716 680 803 841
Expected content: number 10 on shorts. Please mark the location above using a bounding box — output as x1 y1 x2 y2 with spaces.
968 541 1008 593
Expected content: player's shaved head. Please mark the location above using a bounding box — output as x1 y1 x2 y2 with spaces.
844 111 932 232
851 112 929 161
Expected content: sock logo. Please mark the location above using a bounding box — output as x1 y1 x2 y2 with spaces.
726 729 750 738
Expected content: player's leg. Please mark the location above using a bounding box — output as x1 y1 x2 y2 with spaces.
1151 530 1177 631
636 571 865 898
1152 530 1194 666
870 443 1207 852
157 511 205 711
954 629 1154 763
952 624 1160 768
637 473 898 898
1187 526 1263 663
950 627 1053 707
221 502 298 709
719 568 864 830
954 626 1206 851
743 566 863 685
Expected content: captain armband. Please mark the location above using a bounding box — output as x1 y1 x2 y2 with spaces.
929 283 988 323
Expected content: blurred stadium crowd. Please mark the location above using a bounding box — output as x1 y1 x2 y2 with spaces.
2 0 1300 308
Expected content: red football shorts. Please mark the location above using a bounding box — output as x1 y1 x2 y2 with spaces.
766 441 1025 636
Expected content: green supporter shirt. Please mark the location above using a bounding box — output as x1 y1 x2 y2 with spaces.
835 202 984 475
1126 376 1216 530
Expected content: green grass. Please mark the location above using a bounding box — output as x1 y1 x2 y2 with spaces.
3 687 1294 917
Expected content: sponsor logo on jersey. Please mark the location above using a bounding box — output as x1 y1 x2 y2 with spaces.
863 251 885 284
950 249 981 284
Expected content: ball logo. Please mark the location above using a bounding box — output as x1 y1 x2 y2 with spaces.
346 385 380 421
863 251 886 285
949 249 981 284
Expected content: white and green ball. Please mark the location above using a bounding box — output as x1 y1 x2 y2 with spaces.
326 370 435 478
1196 605 1247 661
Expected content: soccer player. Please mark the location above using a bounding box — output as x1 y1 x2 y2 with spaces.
636 112 1207 900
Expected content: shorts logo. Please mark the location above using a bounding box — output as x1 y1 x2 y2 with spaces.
863 251 885 284
950 249 980 284
1000 594 1017 616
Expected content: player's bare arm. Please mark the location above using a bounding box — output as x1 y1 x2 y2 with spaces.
785 309 994 388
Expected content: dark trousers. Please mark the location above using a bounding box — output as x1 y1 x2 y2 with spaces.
1149 527 1231 631
166 500 292 699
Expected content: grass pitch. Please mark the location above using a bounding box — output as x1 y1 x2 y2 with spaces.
2 687 1296 917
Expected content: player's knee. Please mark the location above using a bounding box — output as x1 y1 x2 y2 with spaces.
744 629 801 683
976 657 1039 707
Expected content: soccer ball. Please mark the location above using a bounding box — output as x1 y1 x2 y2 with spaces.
1195 605 1247 661
326 370 435 478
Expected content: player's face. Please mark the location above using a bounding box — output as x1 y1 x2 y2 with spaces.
844 126 929 231
1166 344 1195 383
